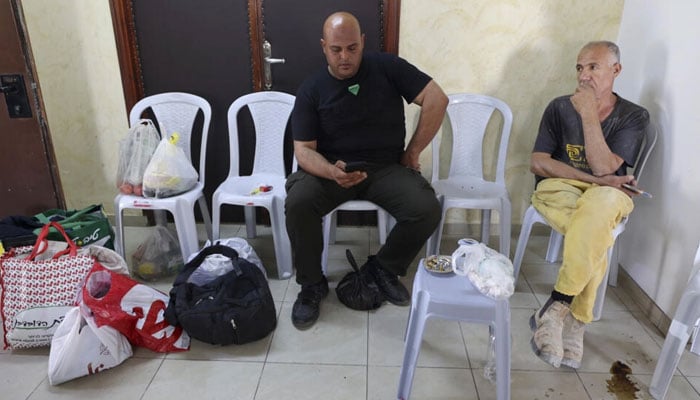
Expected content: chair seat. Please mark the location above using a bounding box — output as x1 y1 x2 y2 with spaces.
432 177 509 203
397 260 510 400
213 174 288 206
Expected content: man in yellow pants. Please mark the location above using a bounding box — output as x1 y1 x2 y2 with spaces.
529 41 649 369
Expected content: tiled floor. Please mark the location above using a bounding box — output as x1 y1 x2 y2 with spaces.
2 223 700 399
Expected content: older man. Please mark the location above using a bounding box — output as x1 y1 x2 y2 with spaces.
529 41 650 368
285 11 448 329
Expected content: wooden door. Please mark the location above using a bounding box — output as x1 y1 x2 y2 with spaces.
0 0 63 216
110 0 400 224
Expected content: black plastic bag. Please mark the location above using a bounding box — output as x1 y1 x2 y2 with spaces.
335 249 384 310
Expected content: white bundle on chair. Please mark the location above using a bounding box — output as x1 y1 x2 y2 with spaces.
451 238 514 300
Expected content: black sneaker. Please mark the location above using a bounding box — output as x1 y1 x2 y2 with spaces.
292 276 329 330
362 257 410 306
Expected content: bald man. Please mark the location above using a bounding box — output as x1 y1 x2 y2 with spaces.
285 12 448 329
529 41 649 368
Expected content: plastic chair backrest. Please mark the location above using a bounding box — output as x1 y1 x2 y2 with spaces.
226 91 295 178
129 92 212 187
432 93 513 184
631 121 658 182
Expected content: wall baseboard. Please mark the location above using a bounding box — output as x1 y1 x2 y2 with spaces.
617 266 673 336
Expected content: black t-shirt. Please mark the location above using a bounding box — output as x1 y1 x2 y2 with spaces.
533 94 649 182
291 52 432 164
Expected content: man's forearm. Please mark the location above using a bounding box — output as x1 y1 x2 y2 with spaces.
295 144 336 180
404 81 448 161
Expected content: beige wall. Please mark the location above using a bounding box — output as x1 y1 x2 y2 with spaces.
21 0 623 224
21 0 127 211
399 0 624 224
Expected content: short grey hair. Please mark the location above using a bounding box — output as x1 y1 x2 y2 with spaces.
582 40 620 64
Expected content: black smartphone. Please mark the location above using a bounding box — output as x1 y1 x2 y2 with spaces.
344 161 369 172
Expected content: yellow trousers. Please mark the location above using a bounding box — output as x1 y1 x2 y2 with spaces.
531 178 634 323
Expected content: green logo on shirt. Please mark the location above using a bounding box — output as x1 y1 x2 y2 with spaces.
348 84 360 96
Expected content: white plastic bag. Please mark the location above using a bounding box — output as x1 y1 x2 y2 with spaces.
451 238 515 300
116 119 160 196
193 237 266 277
142 133 198 198
48 305 132 385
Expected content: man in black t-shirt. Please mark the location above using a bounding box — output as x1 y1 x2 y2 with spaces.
285 11 448 329
529 41 649 369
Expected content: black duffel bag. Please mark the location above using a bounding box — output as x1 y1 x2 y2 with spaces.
164 244 276 345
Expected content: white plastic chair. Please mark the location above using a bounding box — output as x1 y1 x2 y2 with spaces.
649 243 700 400
426 93 513 257
321 200 390 274
512 123 657 321
397 259 511 400
212 91 295 279
114 92 213 262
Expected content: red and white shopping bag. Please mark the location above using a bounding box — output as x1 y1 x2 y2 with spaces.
82 263 189 352
0 221 95 349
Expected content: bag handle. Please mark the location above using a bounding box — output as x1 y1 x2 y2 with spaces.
34 204 102 228
27 221 79 260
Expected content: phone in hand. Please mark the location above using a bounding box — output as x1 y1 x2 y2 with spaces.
621 183 653 198
344 161 369 173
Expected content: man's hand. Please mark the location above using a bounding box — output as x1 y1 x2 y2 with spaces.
400 151 421 171
333 160 367 188
597 174 640 197
570 82 598 118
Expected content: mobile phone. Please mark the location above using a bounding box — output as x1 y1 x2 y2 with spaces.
621 183 652 198
344 161 369 173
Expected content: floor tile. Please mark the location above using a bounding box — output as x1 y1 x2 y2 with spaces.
28 357 162 400
142 359 263 400
266 300 368 365
478 369 589 400
371 365 478 400
255 363 366 400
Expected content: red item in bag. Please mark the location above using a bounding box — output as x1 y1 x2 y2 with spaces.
82 263 189 352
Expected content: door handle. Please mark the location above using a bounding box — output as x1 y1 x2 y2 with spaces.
1 74 32 118
262 40 285 90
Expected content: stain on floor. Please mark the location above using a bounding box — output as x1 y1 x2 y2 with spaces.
607 360 640 400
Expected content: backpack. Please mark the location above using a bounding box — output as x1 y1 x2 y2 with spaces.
164 244 276 345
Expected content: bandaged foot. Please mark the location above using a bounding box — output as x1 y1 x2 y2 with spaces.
529 299 570 368
561 312 586 369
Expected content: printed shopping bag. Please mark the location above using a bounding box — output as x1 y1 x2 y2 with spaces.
0 222 96 349
82 263 190 352
48 305 132 385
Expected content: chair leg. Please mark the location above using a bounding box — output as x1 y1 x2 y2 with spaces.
495 300 511 400
481 209 491 246
244 205 257 239
512 209 536 279
321 213 333 275
499 202 511 257
545 230 563 263
197 195 212 242
650 296 700 399
608 242 620 287
397 291 429 400
270 198 293 279
377 209 388 245
172 207 200 262
114 201 126 260
212 200 221 241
